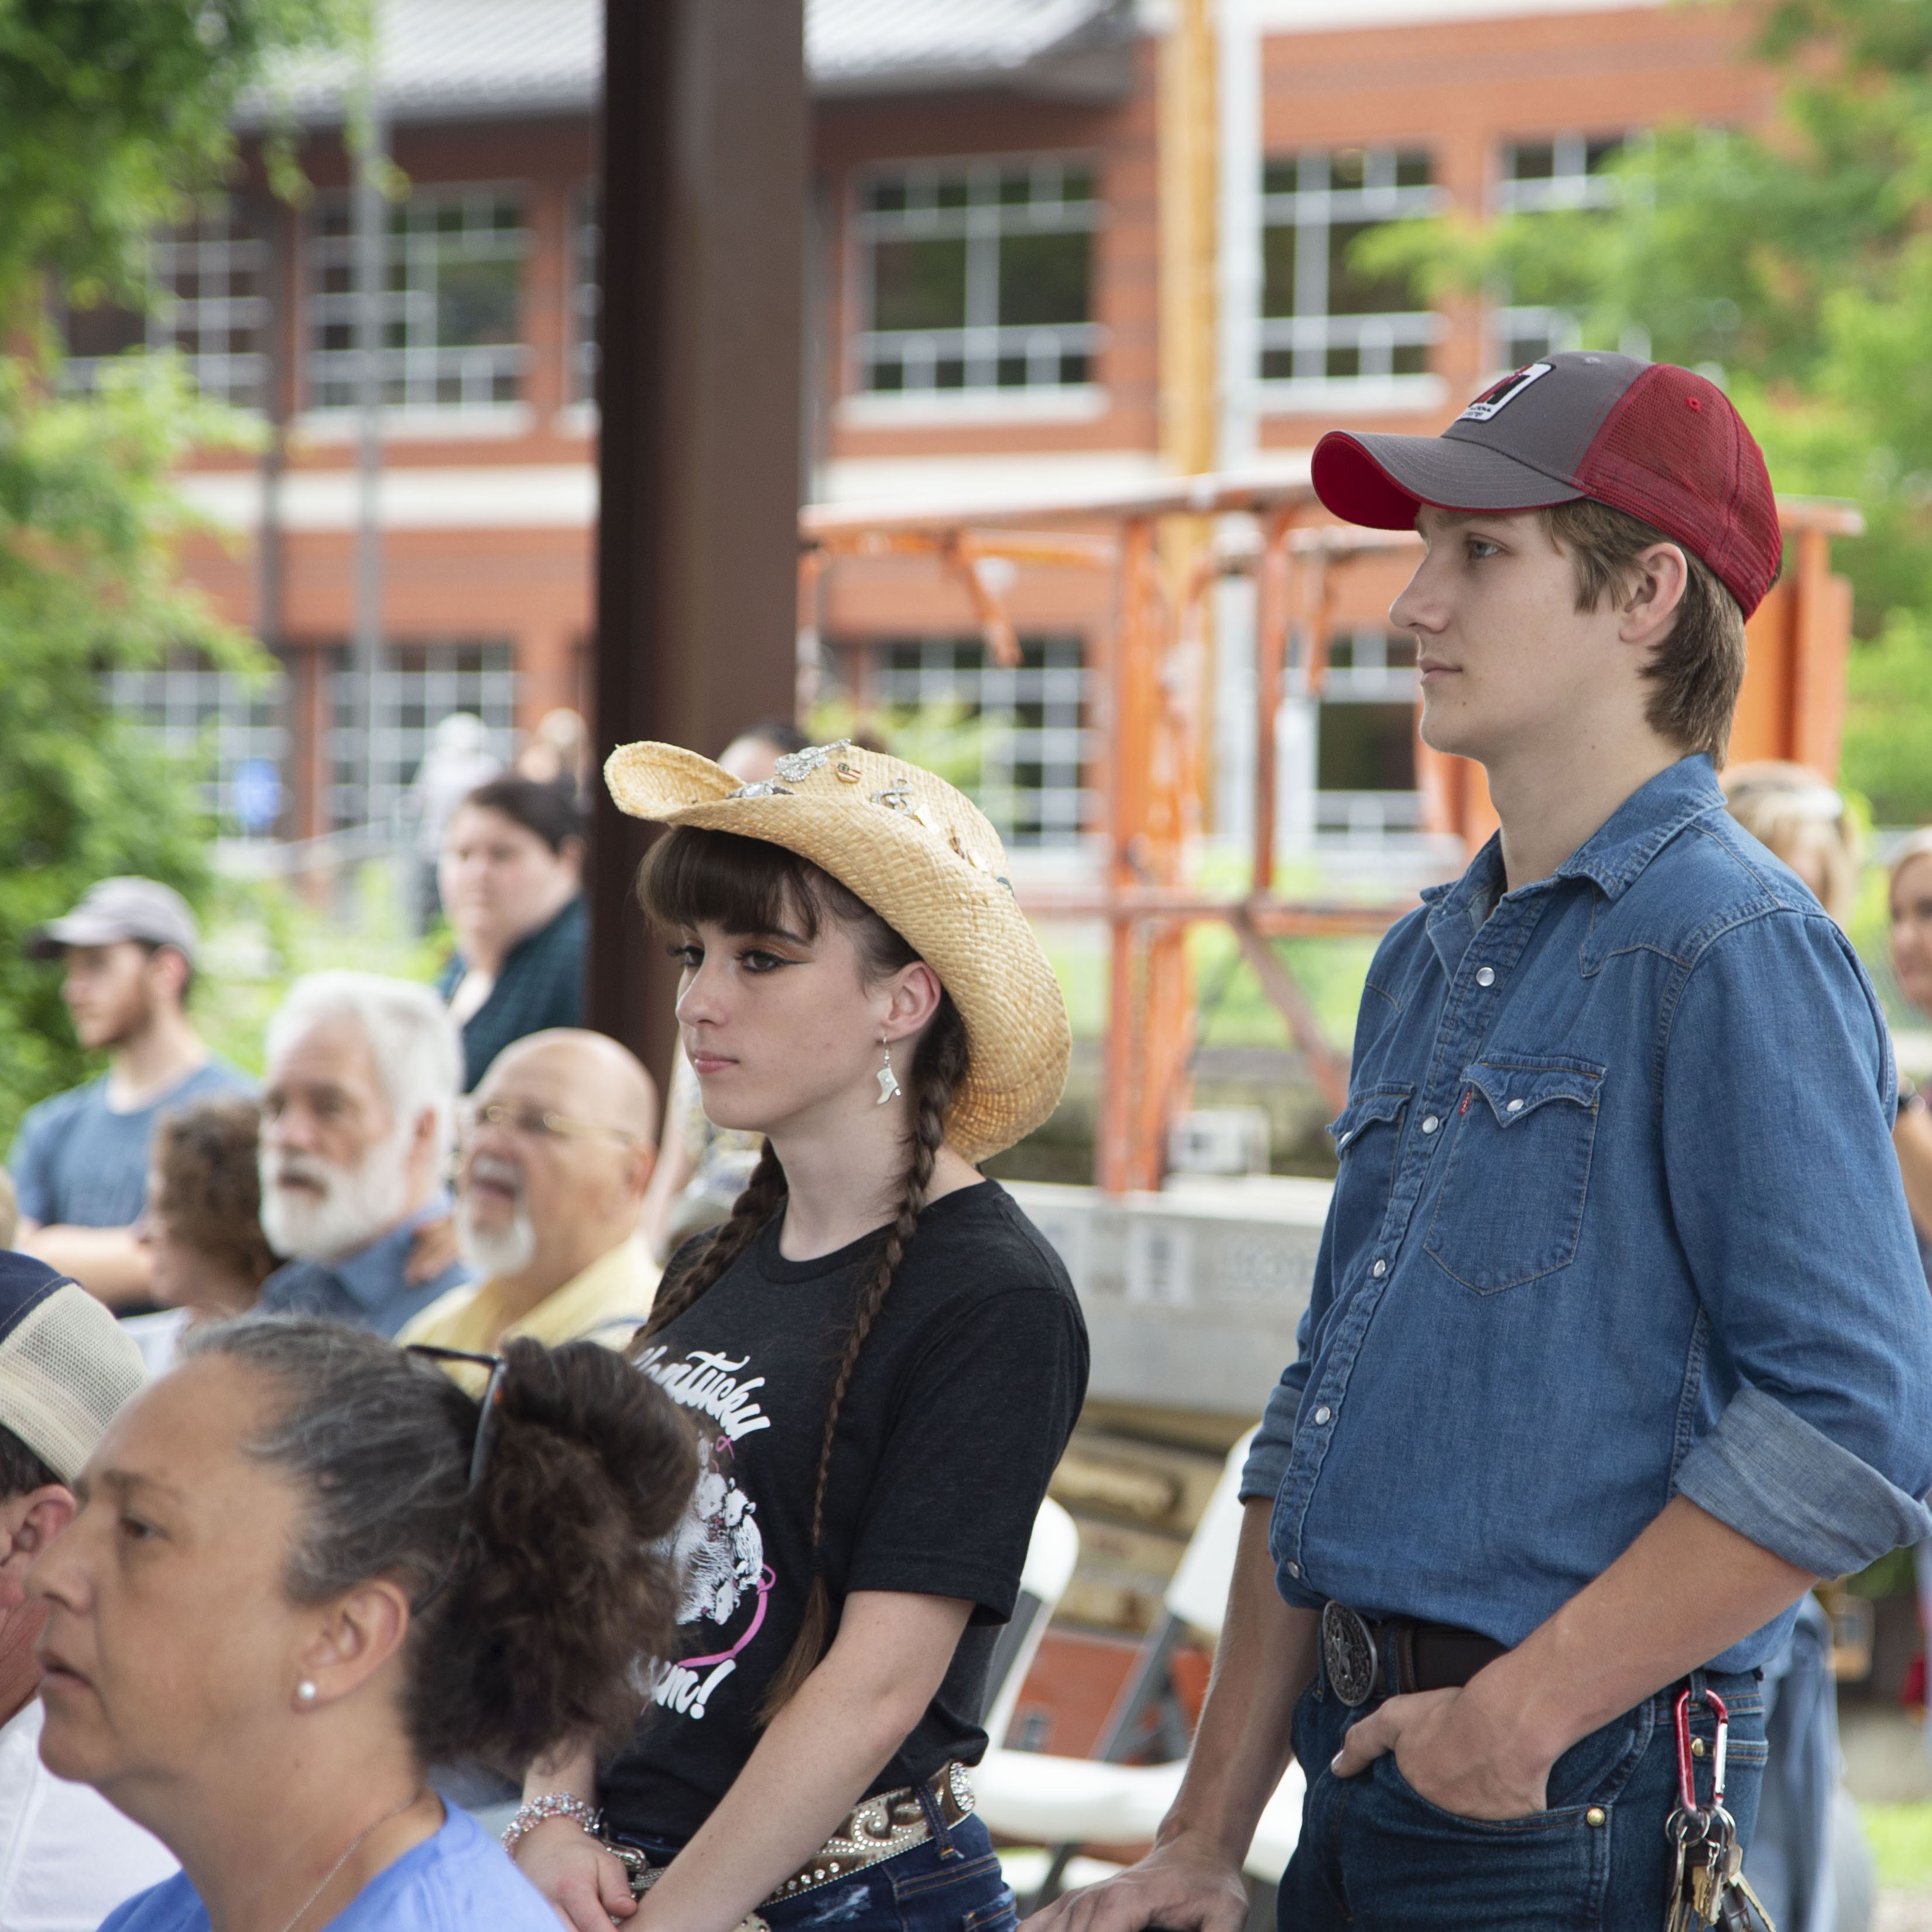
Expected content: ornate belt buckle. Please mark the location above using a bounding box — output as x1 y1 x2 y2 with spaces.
1320 1601 1379 1708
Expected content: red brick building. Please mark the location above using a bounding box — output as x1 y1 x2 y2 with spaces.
107 0 1770 861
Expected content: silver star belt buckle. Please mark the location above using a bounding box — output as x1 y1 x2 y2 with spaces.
1320 1601 1379 1708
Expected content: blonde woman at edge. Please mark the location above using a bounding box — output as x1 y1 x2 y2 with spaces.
507 739 1089 1932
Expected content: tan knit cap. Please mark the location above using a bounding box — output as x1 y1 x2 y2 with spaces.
604 739 1071 1163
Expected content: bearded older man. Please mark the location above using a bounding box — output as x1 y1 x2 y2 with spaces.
255 972 472 1337
399 1029 661 1355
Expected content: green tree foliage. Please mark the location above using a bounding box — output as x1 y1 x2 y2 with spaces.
0 1 345 1140
1355 0 1932 818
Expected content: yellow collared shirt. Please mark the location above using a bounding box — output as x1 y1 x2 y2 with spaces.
398 1236 660 1358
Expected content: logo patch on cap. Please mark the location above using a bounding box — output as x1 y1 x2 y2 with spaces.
1457 362 1553 423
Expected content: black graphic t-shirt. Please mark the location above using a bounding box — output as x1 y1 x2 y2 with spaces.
600 1179 1088 1842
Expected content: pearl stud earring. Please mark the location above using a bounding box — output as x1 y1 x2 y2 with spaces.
296 1680 318 1705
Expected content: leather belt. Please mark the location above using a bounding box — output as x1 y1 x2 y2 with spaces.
608 1763 977 1913
1320 1601 1508 1708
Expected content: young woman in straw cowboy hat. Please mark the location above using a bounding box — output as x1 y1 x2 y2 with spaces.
507 739 1090 1932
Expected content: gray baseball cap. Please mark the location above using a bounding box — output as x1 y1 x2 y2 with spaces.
26 877 200 964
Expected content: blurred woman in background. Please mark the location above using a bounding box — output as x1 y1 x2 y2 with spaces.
31 1319 693 1932
125 1097 278 1375
1721 760 1863 922
437 776 587 1092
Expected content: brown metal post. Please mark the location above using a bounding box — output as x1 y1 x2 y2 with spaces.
588 0 807 1082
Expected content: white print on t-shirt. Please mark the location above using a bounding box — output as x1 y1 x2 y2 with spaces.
639 1346 780 1723
636 1344 772 1440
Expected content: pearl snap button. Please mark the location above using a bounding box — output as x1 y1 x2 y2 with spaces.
1421 1115 1439 1135
1507 1098 1525 1112
1286 1561 1300 1578
1313 1406 1331 1424
1372 1259 1387 1277
1476 967 1496 986
1585 1807 1606 1828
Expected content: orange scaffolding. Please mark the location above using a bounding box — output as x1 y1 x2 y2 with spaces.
801 482 1862 1194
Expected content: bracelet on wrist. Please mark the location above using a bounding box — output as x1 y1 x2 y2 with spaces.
502 1793 604 1854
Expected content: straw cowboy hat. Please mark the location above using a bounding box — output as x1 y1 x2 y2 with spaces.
605 738 1070 1163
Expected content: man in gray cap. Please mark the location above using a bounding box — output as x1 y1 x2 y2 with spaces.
9 878 251 1307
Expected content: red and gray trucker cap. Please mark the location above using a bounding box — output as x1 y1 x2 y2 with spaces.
1310 351 1782 617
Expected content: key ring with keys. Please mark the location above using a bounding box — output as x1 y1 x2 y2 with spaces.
1662 1686 1776 1932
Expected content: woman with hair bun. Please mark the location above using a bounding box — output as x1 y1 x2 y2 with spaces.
512 740 1088 1932
27 1317 694 1932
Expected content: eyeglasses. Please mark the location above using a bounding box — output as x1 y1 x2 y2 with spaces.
404 1345 508 1490
457 1099 639 1147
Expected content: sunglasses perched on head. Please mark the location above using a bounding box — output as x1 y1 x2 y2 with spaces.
404 1344 508 1489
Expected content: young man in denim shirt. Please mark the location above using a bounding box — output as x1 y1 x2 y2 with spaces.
1030 354 1932 1929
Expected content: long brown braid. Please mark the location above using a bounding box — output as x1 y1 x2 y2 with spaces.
756 994 970 1720
627 824 976 1722
638 1143 789 1340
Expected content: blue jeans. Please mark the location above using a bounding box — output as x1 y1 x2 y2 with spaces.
1278 1667 1767 1930
616 1814 1017 1932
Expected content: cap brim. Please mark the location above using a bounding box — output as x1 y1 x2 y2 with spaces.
1312 430 1584 529
24 916 120 960
25 915 187 961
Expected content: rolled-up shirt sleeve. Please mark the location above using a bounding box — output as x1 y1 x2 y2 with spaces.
1663 910 1932 1574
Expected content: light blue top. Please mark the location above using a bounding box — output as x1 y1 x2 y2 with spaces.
97 1806 557 1932
257 1194 471 1340
7 1060 252 1228
1242 756 1932 1673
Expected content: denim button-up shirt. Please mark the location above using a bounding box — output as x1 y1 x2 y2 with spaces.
1241 757 1932 1672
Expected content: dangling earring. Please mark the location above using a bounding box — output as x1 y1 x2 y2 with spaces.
296 1680 318 1706
875 1038 901 1105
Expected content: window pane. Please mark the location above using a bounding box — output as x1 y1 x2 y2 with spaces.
436 254 519 345
871 237 968 331
1261 222 1298 317
1395 152 1433 189
1318 702 1417 792
65 300 146 360
997 231 1090 327
1510 142 1556 181
1328 220 1412 315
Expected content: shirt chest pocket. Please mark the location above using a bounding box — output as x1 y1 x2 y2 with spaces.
1328 1084 1412 1259
1424 1055 1604 1293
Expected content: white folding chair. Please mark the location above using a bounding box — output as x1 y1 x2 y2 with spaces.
974 1430 1304 1899
985 1497 1081 1750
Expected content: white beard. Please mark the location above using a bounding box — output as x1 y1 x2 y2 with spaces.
455 1181 537 1280
259 1120 416 1263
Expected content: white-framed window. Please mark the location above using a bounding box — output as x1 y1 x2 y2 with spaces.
1490 134 1626 371
306 185 529 412
570 180 600 406
1314 631 1421 841
327 640 517 829
852 157 1105 399
840 636 1094 848
62 199 271 407
105 653 290 837
1493 134 1625 214
1259 149 1445 408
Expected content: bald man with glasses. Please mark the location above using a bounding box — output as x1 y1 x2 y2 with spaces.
399 1029 662 1356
